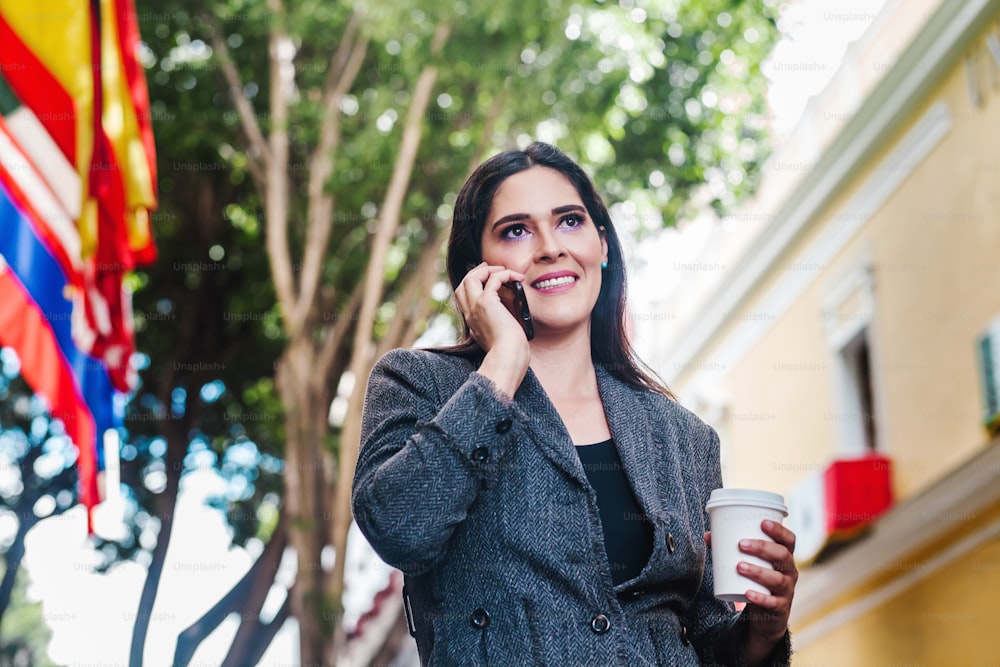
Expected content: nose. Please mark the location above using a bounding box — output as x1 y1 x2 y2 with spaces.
533 227 566 263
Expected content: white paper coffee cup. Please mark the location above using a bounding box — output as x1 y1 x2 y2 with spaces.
706 488 788 602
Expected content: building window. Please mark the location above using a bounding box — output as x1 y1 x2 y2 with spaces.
840 328 877 452
823 260 881 455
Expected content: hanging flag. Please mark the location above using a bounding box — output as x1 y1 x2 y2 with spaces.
0 119 119 443
0 145 104 525
0 258 100 518
100 0 157 265
0 0 158 525
0 0 158 392
0 2 93 219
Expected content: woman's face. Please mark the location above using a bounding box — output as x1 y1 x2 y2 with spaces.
480 166 608 337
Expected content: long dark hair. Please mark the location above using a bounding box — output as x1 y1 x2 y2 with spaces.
432 141 673 399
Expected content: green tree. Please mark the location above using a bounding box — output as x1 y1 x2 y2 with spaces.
132 0 779 662
0 563 58 667
118 61 287 664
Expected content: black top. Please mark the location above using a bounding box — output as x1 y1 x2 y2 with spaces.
575 439 654 585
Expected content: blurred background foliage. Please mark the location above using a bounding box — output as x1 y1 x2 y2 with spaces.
127 0 778 555
0 0 782 662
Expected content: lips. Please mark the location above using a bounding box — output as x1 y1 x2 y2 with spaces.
531 271 579 291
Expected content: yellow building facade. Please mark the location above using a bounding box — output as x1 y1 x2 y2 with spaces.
656 0 1000 663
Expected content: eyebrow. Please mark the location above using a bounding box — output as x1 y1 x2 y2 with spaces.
490 204 588 231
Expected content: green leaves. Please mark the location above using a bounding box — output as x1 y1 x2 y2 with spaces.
131 0 780 505
115 2 784 658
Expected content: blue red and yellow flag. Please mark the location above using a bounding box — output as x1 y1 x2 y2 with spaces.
0 0 157 528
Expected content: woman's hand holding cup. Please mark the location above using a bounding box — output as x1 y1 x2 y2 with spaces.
735 519 798 651
705 489 798 661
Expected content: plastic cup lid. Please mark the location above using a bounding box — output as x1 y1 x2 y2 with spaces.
705 488 788 515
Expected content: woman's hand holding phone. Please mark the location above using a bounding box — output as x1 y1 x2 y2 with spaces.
456 262 532 398
497 281 534 341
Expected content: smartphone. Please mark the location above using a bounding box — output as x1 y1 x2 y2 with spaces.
498 281 534 341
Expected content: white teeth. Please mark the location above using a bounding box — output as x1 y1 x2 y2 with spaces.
533 276 576 289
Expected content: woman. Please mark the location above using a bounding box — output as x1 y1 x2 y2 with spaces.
352 142 797 666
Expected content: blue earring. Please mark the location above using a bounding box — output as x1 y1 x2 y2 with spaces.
601 261 608 269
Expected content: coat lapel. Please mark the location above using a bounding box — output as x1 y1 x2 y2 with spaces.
512 367 590 486
512 364 662 517
595 366 663 518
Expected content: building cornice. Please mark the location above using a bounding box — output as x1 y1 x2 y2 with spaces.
663 0 1000 385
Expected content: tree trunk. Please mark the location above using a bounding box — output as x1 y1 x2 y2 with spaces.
276 343 327 665
208 9 455 663
0 514 32 630
220 515 289 666
174 514 288 666
241 595 292 666
128 416 185 667
325 27 451 664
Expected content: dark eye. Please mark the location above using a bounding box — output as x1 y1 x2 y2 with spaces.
501 224 529 240
560 213 585 228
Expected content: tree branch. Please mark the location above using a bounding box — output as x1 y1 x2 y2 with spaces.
290 17 370 335
469 80 508 175
264 0 298 336
376 231 442 357
174 514 288 667
129 415 186 667
199 11 271 170
219 516 291 666
326 22 452 659
315 280 363 386
319 13 363 104
361 25 451 334
399 286 440 350
377 80 507 355
243 594 292 666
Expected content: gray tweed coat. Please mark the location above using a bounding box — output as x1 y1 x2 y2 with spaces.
352 348 792 666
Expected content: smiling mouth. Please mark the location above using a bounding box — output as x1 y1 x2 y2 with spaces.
532 276 578 290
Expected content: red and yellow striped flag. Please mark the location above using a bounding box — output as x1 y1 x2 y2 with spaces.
0 0 158 391
0 0 159 523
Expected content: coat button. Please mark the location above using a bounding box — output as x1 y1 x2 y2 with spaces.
495 418 513 434
680 624 690 645
590 614 611 634
471 447 490 462
666 532 676 554
470 608 490 629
